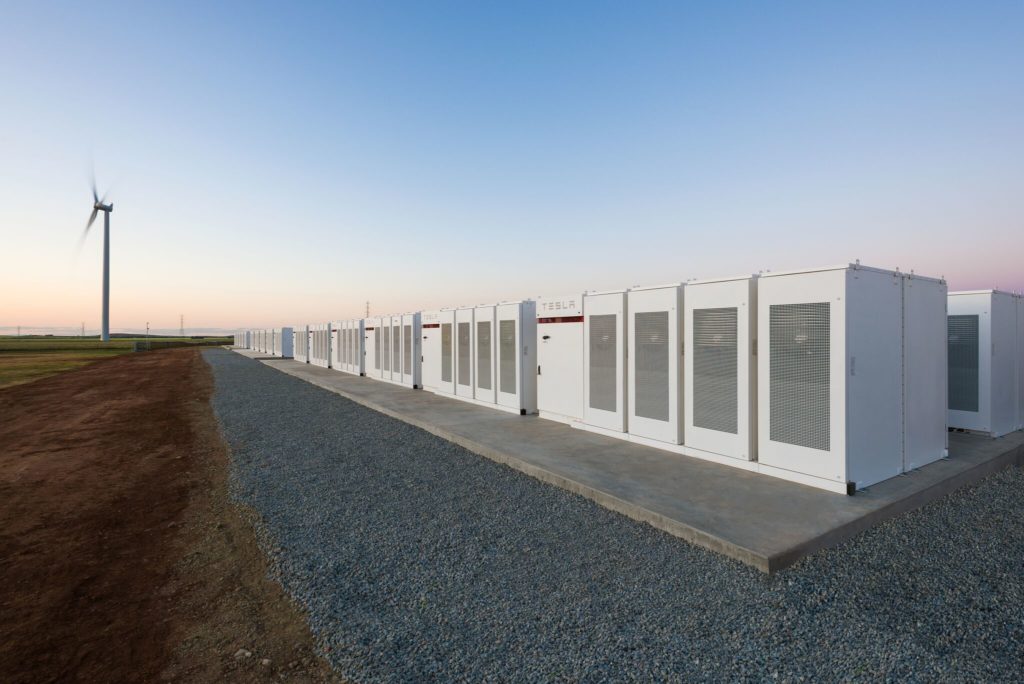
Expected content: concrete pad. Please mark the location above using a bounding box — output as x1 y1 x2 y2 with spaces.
231 349 1024 573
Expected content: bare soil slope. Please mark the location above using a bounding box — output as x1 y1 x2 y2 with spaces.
0 348 340 683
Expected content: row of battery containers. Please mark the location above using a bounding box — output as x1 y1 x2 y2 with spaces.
536 265 950 495
419 301 538 415
947 290 1024 439
362 313 422 388
246 328 293 358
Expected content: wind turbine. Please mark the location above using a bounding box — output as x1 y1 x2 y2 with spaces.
83 177 113 342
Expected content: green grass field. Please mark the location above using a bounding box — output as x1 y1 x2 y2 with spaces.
0 337 231 388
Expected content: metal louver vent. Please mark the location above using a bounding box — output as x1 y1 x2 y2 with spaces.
441 323 453 383
403 325 412 375
477 321 492 390
375 329 381 370
589 314 618 412
693 307 738 433
769 302 830 451
948 314 979 412
382 326 390 371
634 311 670 421
458 322 471 386
499 319 516 395
392 325 400 373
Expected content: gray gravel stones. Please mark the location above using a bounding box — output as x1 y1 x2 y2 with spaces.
204 349 1024 683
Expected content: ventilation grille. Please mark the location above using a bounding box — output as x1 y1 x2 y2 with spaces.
477 321 492 390
382 326 390 371
589 314 618 412
458 322 471 386
441 323 453 383
374 329 381 370
499 319 516 395
403 325 412 375
392 325 400 373
693 307 738 433
948 314 979 412
634 311 670 421
769 302 830 451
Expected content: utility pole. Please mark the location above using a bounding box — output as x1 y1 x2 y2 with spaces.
81 322 85 338
180 314 184 338
146 322 150 350
17 326 20 337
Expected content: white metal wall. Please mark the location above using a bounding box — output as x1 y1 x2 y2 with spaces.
1018 295 1024 431
536 294 584 424
364 318 380 377
628 285 684 444
583 291 629 433
473 305 497 405
455 308 474 398
948 291 1017 437
757 268 850 491
901 275 948 470
684 276 757 462
495 301 538 414
400 313 422 388
422 310 456 394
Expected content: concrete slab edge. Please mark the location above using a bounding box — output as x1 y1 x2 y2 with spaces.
766 442 1024 572
254 356 771 573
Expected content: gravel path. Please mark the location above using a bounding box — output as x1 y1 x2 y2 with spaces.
205 349 1024 683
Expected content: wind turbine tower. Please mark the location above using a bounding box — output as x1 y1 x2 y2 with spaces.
83 179 113 342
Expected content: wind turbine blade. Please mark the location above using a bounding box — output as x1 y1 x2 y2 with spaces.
75 209 98 257
91 171 99 204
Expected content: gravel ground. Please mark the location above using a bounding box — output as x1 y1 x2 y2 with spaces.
205 349 1024 683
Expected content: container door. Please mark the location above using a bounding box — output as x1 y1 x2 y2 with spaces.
628 287 682 444
365 322 379 376
381 320 392 378
583 292 628 432
991 294 1017 437
455 309 474 398
390 317 401 382
901 278 947 469
474 306 497 404
757 271 846 483
422 313 441 390
537 296 584 422
685 279 755 461
1018 296 1024 430
947 296 989 433
439 311 455 394
401 315 415 386
496 303 522 410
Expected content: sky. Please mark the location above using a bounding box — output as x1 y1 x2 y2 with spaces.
1 1 1021 334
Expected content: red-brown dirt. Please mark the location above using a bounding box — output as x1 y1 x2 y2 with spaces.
0 348 343 683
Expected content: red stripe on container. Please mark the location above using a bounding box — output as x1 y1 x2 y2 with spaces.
538 315 584 324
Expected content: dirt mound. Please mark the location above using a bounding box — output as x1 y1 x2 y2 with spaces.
0 348 341 683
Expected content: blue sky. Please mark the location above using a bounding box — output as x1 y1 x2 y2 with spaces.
1 1 1021 332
